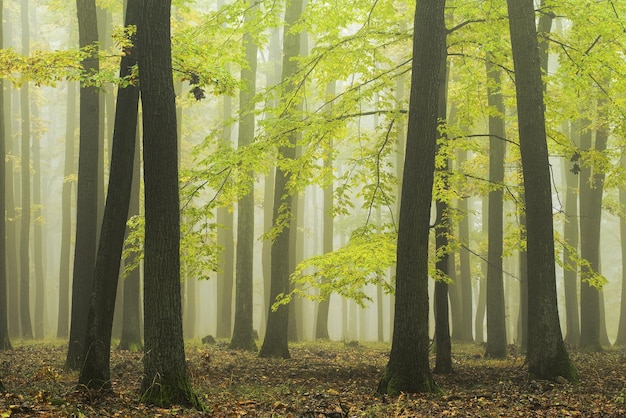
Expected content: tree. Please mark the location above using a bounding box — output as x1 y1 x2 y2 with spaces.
57 81 77 339
19 0 33 340
230 0 259 352
118 134 142 352
377 0 445 395
137 0 202 408
78 0 140 389
0 0 12 351
615 154 626 346
66 0 100 370
506 0 576 380
484 61 507 359
259 0 305 359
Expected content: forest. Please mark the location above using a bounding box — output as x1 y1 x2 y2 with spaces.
0 0 626 415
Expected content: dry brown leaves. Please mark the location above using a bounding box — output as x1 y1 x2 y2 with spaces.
0 340 625 417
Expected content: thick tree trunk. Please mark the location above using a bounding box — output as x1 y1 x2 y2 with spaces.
485 62 507 359
78 0 140 389
230 0 258 352
377 0 445 395
66 0 100 369
507 0 576 380
137 0 201 408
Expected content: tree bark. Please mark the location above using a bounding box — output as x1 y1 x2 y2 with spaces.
259 0 305 359
484 62 507 358
78 0 140 389
506 0 576 380
377 0 445 395
66 0 100 369
137 0 202 408
230 0 258 352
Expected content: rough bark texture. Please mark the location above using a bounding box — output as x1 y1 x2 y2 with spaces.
506 0 576 380
230 0 258 352
259 0 305 359
377 0 445 396
78 0 140 389
137 0 202 408
485 62 507 359
66 0 100 369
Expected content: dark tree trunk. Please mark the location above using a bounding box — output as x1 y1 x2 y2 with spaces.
377 0 445 395
259 0 305 359
456 177 473 343
0 0 12 350
475 197 488 344
507 0 576 380
230 0 258 352
137 0 202 408
57 82 76 339
485 62 507 359
563 136 580 345
118 132 143 352
78 0 140 389
66 0 100 369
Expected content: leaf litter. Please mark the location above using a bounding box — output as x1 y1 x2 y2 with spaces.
0 340 625 416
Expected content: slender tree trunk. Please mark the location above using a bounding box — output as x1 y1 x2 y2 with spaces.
78 0 140 388
66 0 100 369
32 103 44 340
230 0 258 352
377 0 445 395
118 128 143 352
484 62 507 358
57 82 77 339
615 157 626 345
0 0 12 350
18 0 33 340
507 0 575 380
259 0 305 359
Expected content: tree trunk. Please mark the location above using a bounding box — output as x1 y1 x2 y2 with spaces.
66 0 100 369
456 161 473 342
0 0 12 349
137 0 202 408
32 103 44 340
259 0 305 359
118 132 143 352
57 82 76 339
578 120 604 352
507 0 576 380
215 91 234 340
78 0 140 389
615 160 626 345
377 0 445 395
484 62 507 358
230 0 258 352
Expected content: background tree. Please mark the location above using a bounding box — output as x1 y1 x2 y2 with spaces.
259 0 305 359
138 0 202 407
0 0 12 351
230 0 259 352
506 0 576 380
377 0 445 395
66 0 99 369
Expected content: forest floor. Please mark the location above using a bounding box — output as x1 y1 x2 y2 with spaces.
0 339 625 417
